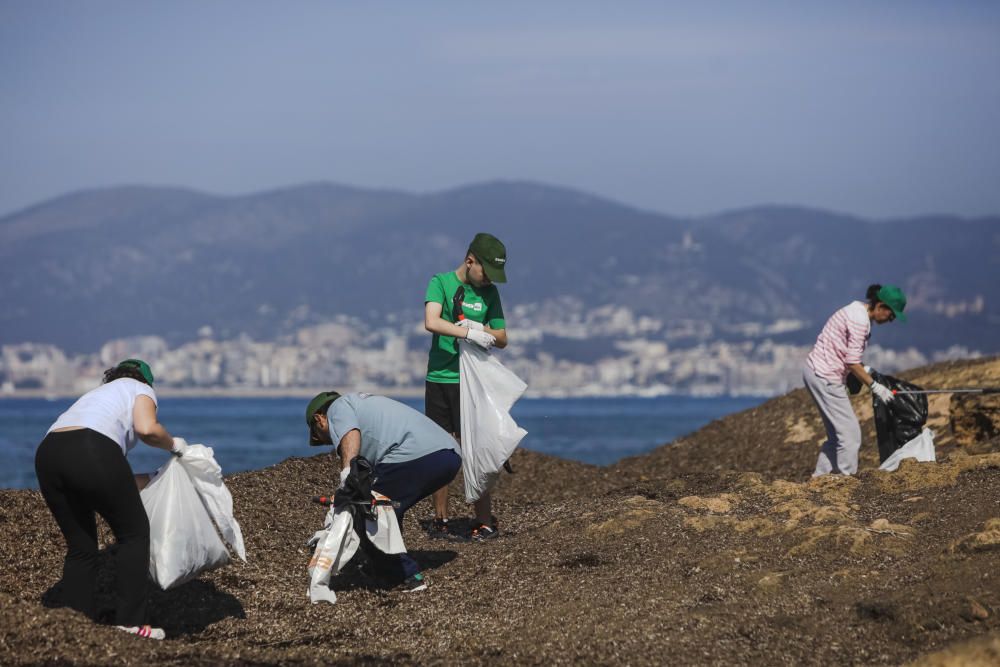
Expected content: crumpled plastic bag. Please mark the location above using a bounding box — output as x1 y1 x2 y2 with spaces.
459 341 528 502
140 444 246 590
365 493 406 555
307 508 359 605
306 497 405 605
878 428 936 472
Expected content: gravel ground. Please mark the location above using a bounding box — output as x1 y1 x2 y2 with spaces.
2 357 998 665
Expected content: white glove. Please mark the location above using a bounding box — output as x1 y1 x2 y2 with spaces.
871 382 895 403
338 467 350 490
457 319 484 331
464 328 496 350
170 437 188 457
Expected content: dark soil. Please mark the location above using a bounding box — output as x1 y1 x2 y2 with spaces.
2 357 999 665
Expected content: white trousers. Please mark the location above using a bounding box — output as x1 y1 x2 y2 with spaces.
803 365 862 476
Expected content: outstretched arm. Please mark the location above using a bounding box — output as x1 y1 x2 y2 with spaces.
133 395 175 452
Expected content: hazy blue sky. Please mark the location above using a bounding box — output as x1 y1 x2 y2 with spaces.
2 1 998 218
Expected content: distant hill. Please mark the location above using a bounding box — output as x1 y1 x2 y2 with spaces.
1 181 997 352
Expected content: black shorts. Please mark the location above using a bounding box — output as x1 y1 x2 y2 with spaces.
425 381 460 436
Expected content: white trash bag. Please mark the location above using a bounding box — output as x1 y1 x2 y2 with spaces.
306 498 405 605
140 444 246 590
306 507 359 605
459 341 528 502
879 428 936 472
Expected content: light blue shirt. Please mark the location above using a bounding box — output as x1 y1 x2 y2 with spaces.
326 393 460 465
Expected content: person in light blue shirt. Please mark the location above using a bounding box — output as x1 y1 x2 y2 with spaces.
306 391 461 591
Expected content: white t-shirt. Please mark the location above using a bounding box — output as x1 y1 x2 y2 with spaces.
47 378 158 455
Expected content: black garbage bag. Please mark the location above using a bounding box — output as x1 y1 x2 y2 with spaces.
333 456 378 521
870 370 929 463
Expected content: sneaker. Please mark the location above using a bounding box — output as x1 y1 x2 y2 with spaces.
401 573 428 592
427 518 452 540
116 625 165 640
470 522 499 542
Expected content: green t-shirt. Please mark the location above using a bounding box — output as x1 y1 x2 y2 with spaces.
425 271 506 383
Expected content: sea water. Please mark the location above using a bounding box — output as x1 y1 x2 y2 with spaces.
0 395 763 489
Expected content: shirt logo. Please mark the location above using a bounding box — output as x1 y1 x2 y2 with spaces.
462 301 484 312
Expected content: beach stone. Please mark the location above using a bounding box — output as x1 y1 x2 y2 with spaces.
868 518 914 536
756 572 785 590
959 598 991 622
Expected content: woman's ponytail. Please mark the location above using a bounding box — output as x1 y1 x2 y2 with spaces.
866 284 882 305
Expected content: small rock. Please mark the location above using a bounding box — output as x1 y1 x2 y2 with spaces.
960 598 991 622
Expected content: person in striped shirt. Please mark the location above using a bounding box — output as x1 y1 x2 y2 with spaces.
804 284 907 476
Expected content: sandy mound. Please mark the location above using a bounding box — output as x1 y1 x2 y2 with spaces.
615 356 1000 481
2 357 999 665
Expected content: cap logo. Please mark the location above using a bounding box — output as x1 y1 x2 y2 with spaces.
494 257 506 264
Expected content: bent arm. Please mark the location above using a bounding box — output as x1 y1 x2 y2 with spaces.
424 301 472 339
133 395 174 452
337 428 361 472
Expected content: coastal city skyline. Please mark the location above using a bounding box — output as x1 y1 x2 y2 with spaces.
2 306 971 399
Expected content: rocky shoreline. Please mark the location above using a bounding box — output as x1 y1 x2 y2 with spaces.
2 357 998 665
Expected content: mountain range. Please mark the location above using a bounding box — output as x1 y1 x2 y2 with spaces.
1 181 997 353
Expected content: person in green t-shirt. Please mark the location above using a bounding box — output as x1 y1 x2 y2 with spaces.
423 232 508 541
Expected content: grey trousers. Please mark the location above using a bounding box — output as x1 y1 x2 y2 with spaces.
803 365 862 476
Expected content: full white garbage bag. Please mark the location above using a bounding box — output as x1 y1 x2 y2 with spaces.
879 428 936 472
459 341 528 502
140 444 246 590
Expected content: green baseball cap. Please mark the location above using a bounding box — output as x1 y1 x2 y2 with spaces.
117 359 154 385
469 232 507 283
306 391 341 446
877 285 907 323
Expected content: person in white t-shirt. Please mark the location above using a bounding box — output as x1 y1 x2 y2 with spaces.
35 359 186 641
803 284 907 476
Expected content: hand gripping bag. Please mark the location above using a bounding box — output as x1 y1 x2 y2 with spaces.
459 341 528 502
140 444 246 589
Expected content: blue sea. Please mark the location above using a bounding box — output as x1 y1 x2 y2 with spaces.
0 395 763 490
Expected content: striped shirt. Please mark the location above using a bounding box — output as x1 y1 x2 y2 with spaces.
806 301 871 384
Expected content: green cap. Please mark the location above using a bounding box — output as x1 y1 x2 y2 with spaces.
469 232 507 283
305 391 341 426
117 359 154 385
306 391 342 446
877 285 907 323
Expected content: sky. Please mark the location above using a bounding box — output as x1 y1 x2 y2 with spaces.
2 1 999 219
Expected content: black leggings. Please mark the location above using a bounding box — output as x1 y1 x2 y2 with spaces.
35 429 150 626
